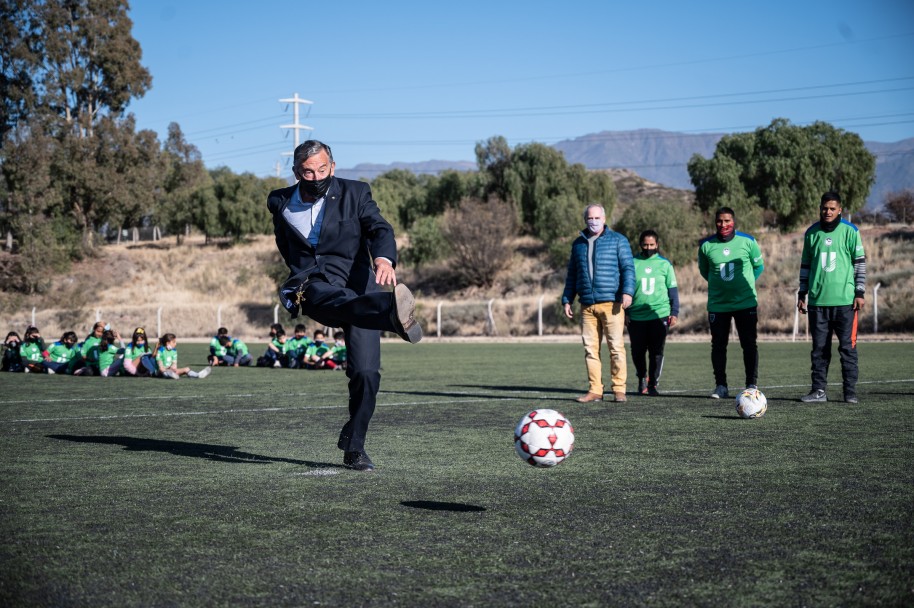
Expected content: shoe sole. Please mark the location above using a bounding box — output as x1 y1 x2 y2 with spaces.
394 284 422 344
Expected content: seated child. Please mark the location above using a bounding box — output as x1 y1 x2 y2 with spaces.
155 333 212 380
75 321 106 376
220 335 253 367
330 331 347 370
20 326 47 373
2 332 24 372
45 331 80 374
283 324 312 369
304 330 337 370
97 329 129 377
122 327 156 377
256 324 286 368
209 327 230 366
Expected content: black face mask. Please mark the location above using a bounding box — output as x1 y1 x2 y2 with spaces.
299 175 332 198
641 249 656 257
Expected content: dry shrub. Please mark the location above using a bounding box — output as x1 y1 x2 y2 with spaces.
442 197 515 288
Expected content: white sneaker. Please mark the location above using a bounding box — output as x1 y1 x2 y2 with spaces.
163 370 180 380
710 385 729 399
273 360 281 368
23 367 30 373
196 366 212 379
46 368 55 375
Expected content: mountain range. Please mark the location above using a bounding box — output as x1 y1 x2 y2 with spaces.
335 129 914 209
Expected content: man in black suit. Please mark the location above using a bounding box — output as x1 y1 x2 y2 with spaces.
268 140 422 471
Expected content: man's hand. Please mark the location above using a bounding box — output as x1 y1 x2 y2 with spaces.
668 315 678 328
797 299 807 314
621 294 632 310
374 258 396 286
853 296 865 311
563 303 574 320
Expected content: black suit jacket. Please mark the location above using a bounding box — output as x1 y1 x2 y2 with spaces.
268 177 397 296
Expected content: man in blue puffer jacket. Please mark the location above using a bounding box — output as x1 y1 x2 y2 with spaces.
562 204 636 403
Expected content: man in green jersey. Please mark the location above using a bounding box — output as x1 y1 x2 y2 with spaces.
698 208 764 399
627 230 679 396
797 192 866 404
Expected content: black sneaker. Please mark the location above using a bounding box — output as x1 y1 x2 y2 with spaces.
391 284 422 344
844 393 858 404
800 389 827 403
343 451 375 472
648 387 661 396
637 378 648 395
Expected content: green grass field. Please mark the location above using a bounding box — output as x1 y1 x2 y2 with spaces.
1 341 912 607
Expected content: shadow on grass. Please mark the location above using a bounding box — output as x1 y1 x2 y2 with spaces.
401 500 486 512
47 434 344 469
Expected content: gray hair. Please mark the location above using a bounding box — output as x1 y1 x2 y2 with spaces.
583 204 606 220
293 140 334 168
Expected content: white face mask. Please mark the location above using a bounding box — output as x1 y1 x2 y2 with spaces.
586 219 604 234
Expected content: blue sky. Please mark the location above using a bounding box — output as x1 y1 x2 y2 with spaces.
126 0 914 178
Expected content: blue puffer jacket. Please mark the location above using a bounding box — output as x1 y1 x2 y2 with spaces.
562 227 636 306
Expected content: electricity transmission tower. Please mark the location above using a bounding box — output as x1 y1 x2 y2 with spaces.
279 93 314 171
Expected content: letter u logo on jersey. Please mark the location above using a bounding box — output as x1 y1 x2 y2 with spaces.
819 252 837 272
640 277 656 295
718 262 735 281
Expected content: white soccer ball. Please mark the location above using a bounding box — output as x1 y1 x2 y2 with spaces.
514 409 575 467
735 388 768 419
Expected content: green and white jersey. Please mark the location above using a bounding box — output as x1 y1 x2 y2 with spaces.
285 336 310 358
305 342 331 359
228 339 249 358
98 344 122 370
81 335 101 364
331 344 347 362
630 253 678 321
48 341 77 363
800 220 865 307
698 232 764 312
124 344 150 361
155 346 178 370
210 336 228 357
20 341 44 363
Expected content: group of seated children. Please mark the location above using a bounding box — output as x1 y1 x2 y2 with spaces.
246 323 347 370
1 323 211 380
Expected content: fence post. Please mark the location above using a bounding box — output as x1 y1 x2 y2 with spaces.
32 306 36 327
95 309 101 323
873 282 882 333
792 291 800 342
537 295 545 337
485 299 496 336
157 307 163 338
217 305 222 329
437 302 443 338
274 305 279 325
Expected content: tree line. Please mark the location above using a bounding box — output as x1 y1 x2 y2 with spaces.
2 0 896 297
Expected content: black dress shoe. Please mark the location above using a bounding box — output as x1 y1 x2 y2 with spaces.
343 451 375 471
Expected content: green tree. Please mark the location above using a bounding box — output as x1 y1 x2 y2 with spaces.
402 215 448 269
614 200 706 267
688 118 875 231
159 122 209 242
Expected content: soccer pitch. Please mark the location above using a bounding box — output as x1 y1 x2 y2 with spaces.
1 342 912 607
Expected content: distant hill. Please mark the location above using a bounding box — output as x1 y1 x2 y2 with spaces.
333 129 914 209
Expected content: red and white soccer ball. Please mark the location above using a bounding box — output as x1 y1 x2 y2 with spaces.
735 388 768 419
514 409 575 467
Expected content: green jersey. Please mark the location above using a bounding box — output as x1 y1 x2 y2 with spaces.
124 344 150 361
81 335 101 365
800 220 865 307
305 342 331 359
20 341 44 363
210 336 228 358
227 339 249 358
698 232 764 312
98 343 123 371
630 253 678 321
156 346 178 370
284 336 310 358
47 341 78 363
330 343 347 362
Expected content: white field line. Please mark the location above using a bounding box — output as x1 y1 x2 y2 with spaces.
2 397 518 424
3 378 913 424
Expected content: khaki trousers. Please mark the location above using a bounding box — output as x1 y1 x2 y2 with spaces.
581 301 627 394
